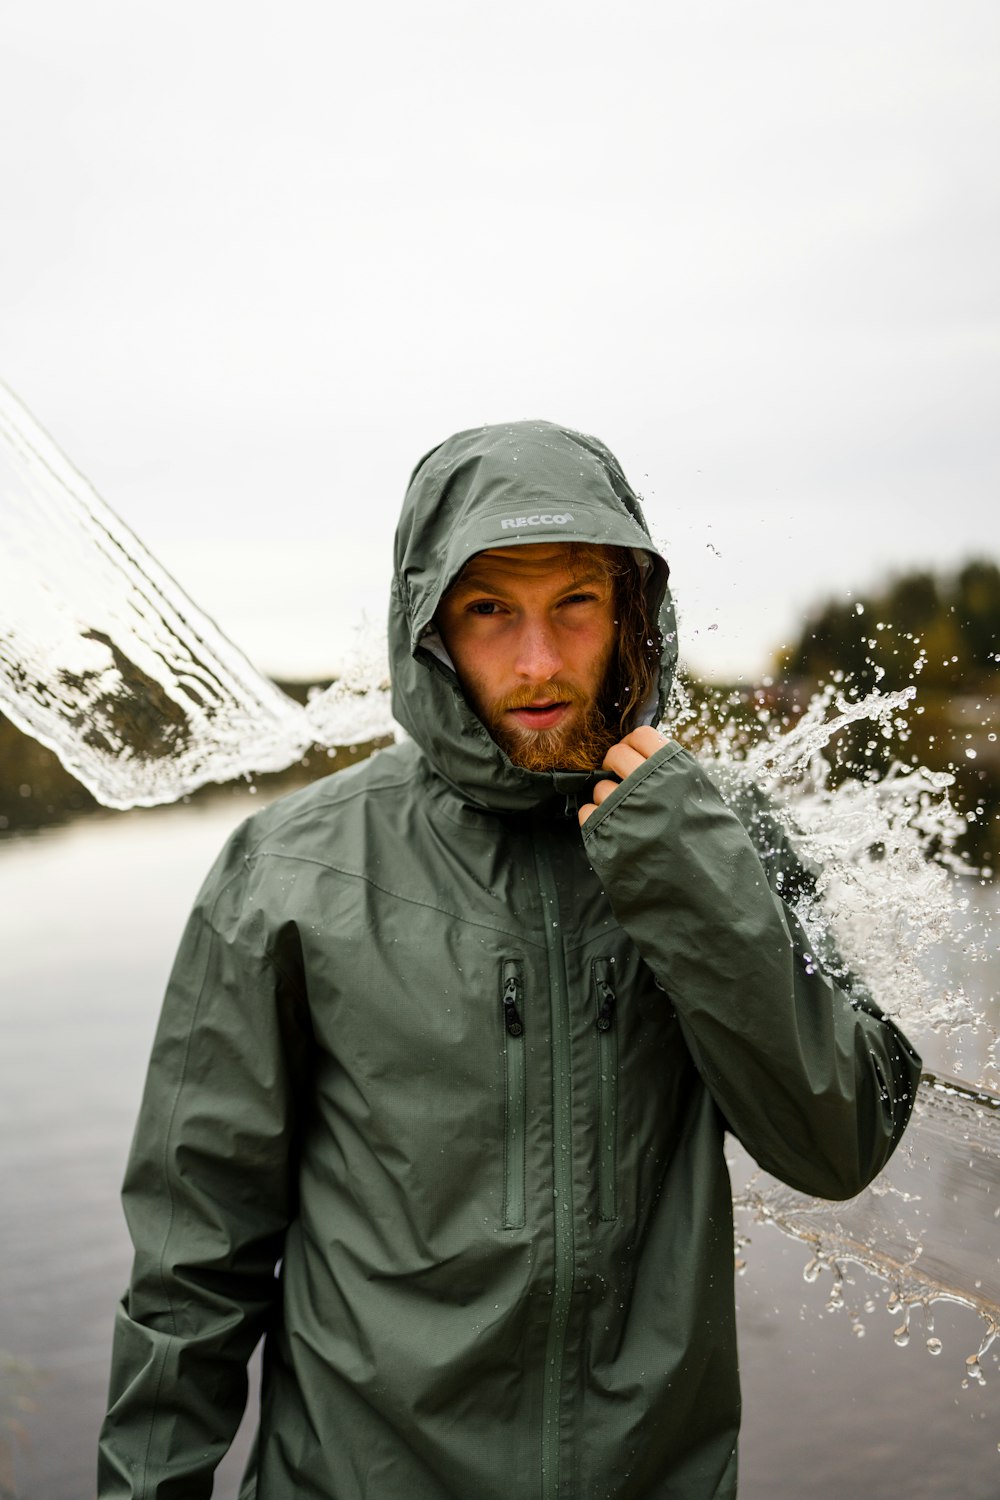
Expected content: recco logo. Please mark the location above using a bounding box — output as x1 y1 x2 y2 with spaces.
499 513 574 530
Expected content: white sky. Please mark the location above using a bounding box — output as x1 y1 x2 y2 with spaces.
2 0 998 681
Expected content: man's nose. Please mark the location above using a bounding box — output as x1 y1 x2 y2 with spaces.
514 618 563 682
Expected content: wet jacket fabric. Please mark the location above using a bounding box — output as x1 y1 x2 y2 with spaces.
98 421 921 1499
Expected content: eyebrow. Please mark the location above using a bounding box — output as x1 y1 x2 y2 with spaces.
449 567 609 599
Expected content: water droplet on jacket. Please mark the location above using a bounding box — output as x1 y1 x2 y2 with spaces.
926 1337 943 1355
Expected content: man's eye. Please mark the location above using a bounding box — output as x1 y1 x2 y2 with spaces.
468 601 502 616
563 592 598 606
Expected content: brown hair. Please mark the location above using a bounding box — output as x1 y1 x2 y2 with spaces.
575 543 661 737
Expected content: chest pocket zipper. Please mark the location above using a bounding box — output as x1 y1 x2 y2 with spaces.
501 959 526 1229
593 958 619 1222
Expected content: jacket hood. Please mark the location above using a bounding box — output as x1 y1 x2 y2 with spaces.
389 419 676 812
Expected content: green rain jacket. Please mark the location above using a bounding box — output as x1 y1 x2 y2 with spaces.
99 421 921 1500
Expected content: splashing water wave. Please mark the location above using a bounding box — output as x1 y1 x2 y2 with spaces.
2 384 998 1374
0 382 394 809
666 677 1000 1372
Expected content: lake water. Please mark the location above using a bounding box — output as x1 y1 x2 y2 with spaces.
2 791 999 1498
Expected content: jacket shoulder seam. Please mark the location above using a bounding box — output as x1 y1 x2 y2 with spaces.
247 848 547 948
243 766 416 856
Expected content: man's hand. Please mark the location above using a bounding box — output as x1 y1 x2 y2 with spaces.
578 727 668 827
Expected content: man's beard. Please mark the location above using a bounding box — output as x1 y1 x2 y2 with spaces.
480 679 617 773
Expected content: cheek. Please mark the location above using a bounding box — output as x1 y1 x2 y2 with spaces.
447 639 505 712
440 619 484 683
568 619 616 679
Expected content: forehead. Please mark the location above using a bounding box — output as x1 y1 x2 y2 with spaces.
451 543 612 590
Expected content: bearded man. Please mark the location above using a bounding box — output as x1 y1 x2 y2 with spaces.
98 421 921 1500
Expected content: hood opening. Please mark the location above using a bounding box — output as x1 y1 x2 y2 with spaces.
419 544 663 726
390 420 677 813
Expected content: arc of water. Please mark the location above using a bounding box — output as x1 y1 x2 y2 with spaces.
0 382 394 808
745 679 918 781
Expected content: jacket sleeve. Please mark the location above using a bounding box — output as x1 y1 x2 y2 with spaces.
581 741 922 1200
98 820 312 1499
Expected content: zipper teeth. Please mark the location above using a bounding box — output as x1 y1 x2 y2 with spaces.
594 961 618 1223
534 839 574 1500
502 960 526 1230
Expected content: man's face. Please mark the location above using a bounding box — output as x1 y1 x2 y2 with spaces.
436 543 618 772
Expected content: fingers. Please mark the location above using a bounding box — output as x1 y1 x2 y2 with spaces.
579 731 668 829
577 779 618 827
592 777 620 807
622 726 668 757
602 742 646 781
601 727 667 780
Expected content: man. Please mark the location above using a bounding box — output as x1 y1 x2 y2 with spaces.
99 420 920 1499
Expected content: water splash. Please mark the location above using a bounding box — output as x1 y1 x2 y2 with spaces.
666 674 988 1051
0 382 393 809
775 752 982 1044
667 673 1000 1368
734 1072 1000 1382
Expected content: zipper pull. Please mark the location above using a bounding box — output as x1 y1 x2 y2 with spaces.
502 973 524 1037
595 973 617 1032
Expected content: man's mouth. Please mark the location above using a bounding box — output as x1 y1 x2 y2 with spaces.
507 701 571 731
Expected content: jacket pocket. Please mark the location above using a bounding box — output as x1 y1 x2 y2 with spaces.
593 958 619 1222
501 958 526 1229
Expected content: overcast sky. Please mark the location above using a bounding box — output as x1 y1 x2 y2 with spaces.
3 1 998 681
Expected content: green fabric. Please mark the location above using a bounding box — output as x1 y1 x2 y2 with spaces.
98 420 921 1499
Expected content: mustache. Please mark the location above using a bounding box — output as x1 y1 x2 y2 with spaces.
493 681 590 714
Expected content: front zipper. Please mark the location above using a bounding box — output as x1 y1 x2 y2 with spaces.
593 959 619 1223
533 837 575 1500
501 959 526 1230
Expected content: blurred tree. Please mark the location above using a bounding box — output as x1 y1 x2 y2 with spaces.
954 561 1000 672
